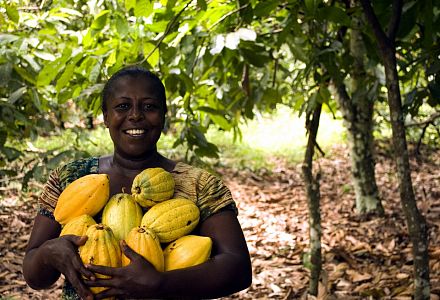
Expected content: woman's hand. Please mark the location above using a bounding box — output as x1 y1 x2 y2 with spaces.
23 214 95 300
84 240 162 300
41 235 96 299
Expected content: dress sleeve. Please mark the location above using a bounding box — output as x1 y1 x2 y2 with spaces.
38 167 63 219
196 171 238 222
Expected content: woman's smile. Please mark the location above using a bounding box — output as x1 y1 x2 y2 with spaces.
124 128 147 137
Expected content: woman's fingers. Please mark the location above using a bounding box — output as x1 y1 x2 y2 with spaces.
61 234 88 246
85 264 117 277
64 269 94 300
71 255 96 280
73 235 88 246
120 240 142 263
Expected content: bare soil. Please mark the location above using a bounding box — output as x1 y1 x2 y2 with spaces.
1 144 439 299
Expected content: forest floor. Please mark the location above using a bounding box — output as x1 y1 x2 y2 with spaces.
1 144 439 299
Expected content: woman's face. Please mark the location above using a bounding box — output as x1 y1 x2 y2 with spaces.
103 75 165 159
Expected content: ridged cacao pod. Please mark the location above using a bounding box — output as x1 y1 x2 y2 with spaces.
54 174 110 225
122 226 164 271
102 193 142 240
141 198 200 243
163 235 212 271
131 168 175 208
79 224 121 296
59 214 96 237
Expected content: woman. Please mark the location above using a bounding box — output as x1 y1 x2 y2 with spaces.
22 66 252 299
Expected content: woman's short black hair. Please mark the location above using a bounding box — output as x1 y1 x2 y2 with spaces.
101 65 167 114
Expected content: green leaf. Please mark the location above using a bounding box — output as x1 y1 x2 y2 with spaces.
146 21 169 33
6 4 20 23
2 146 22 161
287 41 308 63
197 106 232 130
115 14 129 37
0 63 12 86
240 47 270 67
197 0 207 10
37 48 72 87
239 4 253 24
210 114 232 130
91 10 110 30
56 53 83 92
253 1 278 17
125 0 136 12
422 0 433 48
0 34 20 44
88 60 101 82
305 0 321 16
0 131 7 147
30 88 43 112
143 43 159 67
195 142 219 158
134 0 153 17
428 82 440 100
426 59 440 76
8 87 27 104
317 6 350 26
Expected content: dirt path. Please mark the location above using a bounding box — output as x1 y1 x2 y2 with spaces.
1 145 439 299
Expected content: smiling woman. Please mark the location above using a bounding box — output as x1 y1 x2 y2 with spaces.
22 66 252 300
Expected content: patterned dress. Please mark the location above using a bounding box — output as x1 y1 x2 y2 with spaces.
37 157 237 300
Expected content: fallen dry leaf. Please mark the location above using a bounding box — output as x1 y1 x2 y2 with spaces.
1 144 439 299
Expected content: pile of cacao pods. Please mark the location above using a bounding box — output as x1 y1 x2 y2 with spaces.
54 168 212 295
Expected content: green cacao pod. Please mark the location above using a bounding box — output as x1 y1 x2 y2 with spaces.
102 193 142 240
131 168 175 208
54 174 110 225
79 224 121 296
60 214 96 237
122 226 164 271
141 198 200 243
163 235 212 271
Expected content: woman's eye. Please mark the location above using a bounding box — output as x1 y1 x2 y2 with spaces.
115 103 129 110
143 103 157 111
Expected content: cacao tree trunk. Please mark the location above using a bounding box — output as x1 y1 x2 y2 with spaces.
301 104 322 296
330 3 383 215
360 0 430 298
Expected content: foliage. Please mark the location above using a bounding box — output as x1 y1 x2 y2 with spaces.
0 0 439 183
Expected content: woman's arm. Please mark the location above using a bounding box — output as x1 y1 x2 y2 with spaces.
22 214 95 299
85 210 252 299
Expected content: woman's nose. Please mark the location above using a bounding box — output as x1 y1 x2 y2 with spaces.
128 106 143 121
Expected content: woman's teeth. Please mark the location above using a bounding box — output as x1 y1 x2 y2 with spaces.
126 129 145 136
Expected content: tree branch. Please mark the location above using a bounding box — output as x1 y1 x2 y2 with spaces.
359 0 393 52
137 0 193 65
405 112 440 127
387 0 403 41
208 3 249 31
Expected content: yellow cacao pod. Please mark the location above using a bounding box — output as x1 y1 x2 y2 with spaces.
60 214 96 237
131 168 175 208
141 198 200 243
122 226 164 271
163 235 212 271
102 193 142 240
79 224 121 296
54 174 110 225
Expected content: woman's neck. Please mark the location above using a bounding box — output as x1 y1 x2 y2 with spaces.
111 150 165 175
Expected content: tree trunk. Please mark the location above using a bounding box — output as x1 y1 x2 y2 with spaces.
332 7 383 215
301 104 322 296
360 1 430 298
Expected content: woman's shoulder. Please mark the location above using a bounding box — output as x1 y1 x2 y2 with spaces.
55 156 100 188
171 161 214 180
171 161 227 189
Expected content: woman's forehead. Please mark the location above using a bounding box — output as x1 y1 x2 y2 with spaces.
111 76 162 95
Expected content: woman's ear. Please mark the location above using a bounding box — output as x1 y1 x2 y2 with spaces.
103 112 109 128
